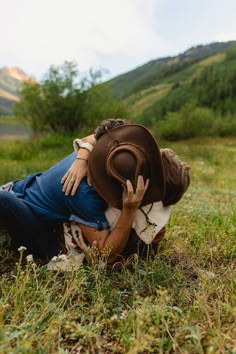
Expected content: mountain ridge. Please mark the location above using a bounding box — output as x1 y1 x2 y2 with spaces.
0 66 32 115
106 41 236 99
1 40 236 116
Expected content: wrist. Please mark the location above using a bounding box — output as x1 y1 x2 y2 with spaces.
122 206 138 217
77 148 90 159
76 157 88 162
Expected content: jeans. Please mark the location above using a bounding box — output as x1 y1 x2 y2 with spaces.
0 191 59 259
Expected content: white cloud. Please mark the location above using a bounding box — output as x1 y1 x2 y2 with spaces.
0 0 165 78
1 0 236 79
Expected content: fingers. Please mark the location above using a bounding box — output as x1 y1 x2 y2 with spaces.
144 178 150 192
61 170 69 184
62 174 74 196
137 175 149 195
87 175 92 186
71 179 80 196
122 175 149 210
126 179 134 199
62 159 88 195
126 175 149 197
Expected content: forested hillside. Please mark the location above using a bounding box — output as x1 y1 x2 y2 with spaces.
106 41 236 140
107 41 236 99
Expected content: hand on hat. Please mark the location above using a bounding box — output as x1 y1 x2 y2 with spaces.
122 175 149 211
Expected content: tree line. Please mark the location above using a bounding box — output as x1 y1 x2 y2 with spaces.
14 62 131 135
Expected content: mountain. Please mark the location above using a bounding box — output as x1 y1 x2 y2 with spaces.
105 41 236 123
0 67 32 115
107 41 236 100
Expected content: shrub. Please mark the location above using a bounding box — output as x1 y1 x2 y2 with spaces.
14 62 131 134
154 101 218 140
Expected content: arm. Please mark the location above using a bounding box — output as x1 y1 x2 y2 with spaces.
61 134 96 196
80 176 149 263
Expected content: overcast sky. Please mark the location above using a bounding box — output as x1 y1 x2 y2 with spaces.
1 0 236 81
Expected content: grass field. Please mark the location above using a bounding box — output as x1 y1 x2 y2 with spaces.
0 135 235 353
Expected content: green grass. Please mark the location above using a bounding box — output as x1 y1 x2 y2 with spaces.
126 83 172 115
0 136 235 353
0 116 27 125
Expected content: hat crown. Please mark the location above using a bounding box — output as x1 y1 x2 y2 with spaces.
106 144 150 188
88 124 165 209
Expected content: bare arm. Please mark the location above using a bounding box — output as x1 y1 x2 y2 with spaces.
80 176 149 263
61 134 96 196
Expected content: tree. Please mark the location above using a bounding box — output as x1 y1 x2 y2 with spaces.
14 62 130 134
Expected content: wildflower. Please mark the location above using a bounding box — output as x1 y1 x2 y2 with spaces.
26 254 34 263
120 310 127 320
110 314 118 321
18 246 27 252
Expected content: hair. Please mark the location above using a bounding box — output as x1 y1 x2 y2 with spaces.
94 118 132 140
161 148 190 206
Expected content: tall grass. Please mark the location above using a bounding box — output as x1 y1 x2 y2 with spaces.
0 135 235 353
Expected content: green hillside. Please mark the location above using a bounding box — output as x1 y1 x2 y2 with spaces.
105 41 236 139
107 41 236 99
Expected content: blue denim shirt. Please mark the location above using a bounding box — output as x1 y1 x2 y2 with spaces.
12 152 109 230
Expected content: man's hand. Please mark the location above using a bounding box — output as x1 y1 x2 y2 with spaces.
122 175 149 211
61 159 88 196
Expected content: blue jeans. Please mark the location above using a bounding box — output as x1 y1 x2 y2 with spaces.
0 190 59 259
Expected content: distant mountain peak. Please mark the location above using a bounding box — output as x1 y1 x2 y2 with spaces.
0 66 31 82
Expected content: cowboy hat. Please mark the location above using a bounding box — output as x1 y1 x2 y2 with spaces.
88 124 165 209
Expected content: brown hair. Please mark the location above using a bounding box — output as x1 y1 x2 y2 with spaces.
161 148 190 206
94 118 132 140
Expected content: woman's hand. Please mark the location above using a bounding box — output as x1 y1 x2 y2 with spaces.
61 159 88 196
122 175 149 211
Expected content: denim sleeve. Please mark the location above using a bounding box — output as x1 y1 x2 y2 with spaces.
65 178 109 231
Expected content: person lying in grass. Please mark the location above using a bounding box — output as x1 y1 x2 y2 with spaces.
60 119 190 267
0 120 169 265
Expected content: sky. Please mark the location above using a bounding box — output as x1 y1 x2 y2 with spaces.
1 0 236 81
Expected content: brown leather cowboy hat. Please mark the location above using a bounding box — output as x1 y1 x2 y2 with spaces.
88 124 165 209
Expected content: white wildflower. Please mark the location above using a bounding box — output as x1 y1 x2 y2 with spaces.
26 254 34 263
120 310 127 320
18 246 27 252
